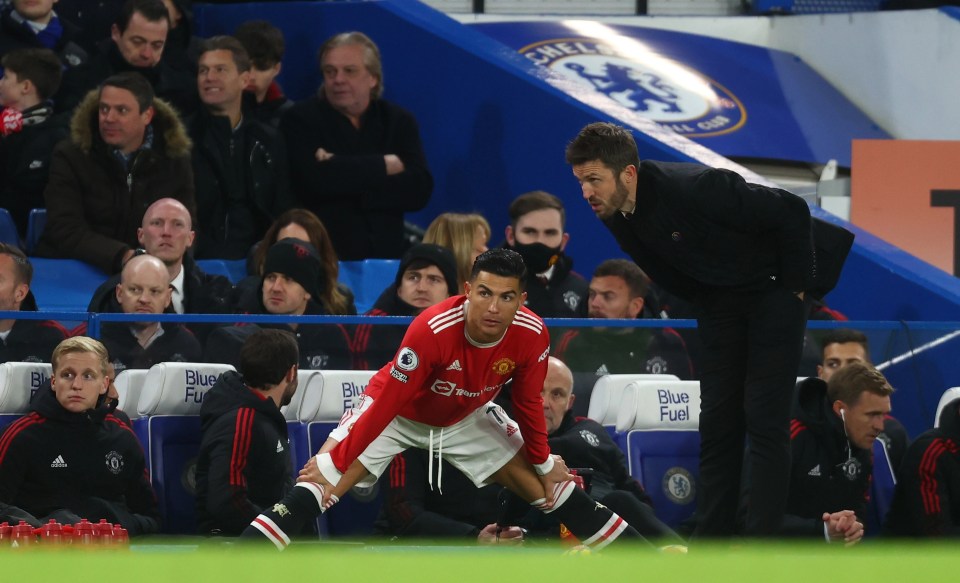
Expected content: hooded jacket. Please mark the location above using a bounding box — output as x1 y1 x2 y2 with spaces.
779 377 872 536
195 370 292 535
0 383 160 535
35 90 195 273
885 399 960 537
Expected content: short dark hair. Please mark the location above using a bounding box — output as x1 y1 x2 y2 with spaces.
0 243 32 286
234 20 285 70
821 328 870 360
565 122 641 176
593 259 649 299
198 35 252 73
470 248 527 291
826 362 893 406
100 71 155 113
116 0 171 34
240 328 299 389
1 48 62 101
508 190 566 230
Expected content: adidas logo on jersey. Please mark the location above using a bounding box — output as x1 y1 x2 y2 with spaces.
807 464 821 477
446 360 462 371
50 455 68 468
276 440 284 453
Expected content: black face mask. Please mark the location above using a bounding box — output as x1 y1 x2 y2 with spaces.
510 241 562 274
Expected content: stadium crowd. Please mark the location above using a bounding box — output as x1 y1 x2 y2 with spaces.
0 0 957 545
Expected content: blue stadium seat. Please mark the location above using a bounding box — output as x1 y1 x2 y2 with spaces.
867 437 896 535
25 208 46 254
135 362 235 535
586 374 679 444
0 208 20 247
616 380 701 528
296 369 378 536
196 259 247 283
934 387 960 427
0 362 51 434
28 258 108 312
339 259 400 314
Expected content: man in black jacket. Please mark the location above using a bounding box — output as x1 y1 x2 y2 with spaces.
0 243 66 364
886 395 960 537
503 191 588 319
188 35 291 259
351 243 457 370
55 0 196 117
0 336 160 534
195 328 299 535
280 31 432 260
770 362 889 542
566 122 836 538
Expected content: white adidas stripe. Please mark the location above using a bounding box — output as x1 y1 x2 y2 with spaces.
512 320 543 334
432 316 464 334
514 312 543 332
428 306 464 328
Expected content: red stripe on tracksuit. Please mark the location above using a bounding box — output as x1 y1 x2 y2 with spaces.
389 452 406 488
553 330 578 360
0 413 44 464
919 439 950 516
790 419 806 440
230 408 255 488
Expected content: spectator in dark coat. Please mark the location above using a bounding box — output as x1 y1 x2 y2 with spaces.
280 31 432 260
0 0 87 73
35 71 195 273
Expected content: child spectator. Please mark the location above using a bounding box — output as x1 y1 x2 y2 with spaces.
234 19 290 129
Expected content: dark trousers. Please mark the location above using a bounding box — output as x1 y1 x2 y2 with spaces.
692 286 807 537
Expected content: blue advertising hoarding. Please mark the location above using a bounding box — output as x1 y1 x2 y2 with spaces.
471 21 890 166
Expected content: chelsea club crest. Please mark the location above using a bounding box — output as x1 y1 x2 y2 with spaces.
521 38 746 138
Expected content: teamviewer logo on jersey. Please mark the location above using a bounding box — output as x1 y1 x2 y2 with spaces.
431 379 456 396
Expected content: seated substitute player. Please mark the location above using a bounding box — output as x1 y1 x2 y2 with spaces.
195 328 300 536
0 336 159 534
0 244 67 364
241 249 648 550
745 362 891 542
885 394 960 537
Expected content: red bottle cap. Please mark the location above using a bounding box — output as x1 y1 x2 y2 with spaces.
39 519 64 544
10 521 36 546
73 519 97 545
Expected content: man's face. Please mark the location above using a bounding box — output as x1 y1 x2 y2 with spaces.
507 208 567 250
98 85 154 155
0 70 24 110
572 160 633 220
246 63 282 99
137 200 194 266
280 370 298 408
262 273 310 316
836 392 891 450
464 272 525 344
52 351 108 413
320 44 377 118
542 363 575 434
111 11 168 68
819 342 869 382
116 261 172 321
588 275 642 319
0 254 27 312
198 49 249 111
397 265 449 310
13 0 56 23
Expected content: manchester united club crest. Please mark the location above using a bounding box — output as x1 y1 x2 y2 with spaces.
492 357 516 376
104 451 125 475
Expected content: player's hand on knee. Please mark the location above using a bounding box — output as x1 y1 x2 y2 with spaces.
297 456 328 486
538 455 574 508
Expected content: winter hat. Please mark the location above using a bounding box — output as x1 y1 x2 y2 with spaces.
395 243 459 297
263 238 324 300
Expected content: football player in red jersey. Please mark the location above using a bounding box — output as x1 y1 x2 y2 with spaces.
242 249 645 549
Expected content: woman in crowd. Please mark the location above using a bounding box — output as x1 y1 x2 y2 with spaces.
422 212 490 290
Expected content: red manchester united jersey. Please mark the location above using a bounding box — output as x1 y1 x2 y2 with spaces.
331 295 551 472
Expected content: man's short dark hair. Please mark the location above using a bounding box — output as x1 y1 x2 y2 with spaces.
198 35 252 73
1 48 62 101
565 122 641 176
593 259 649 299
821 328 870 359
826 362 893 406
116 0 171 34
0 243 32 286
470 248 527 291
508 190 566 230
240 329 299 389
100 71 155 113
234 20 285 70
